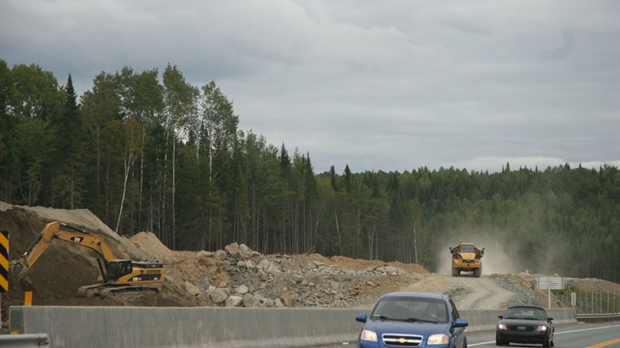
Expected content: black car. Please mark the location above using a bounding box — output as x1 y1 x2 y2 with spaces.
496 305 554 347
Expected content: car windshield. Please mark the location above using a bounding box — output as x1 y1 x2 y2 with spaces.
504 308 547 320
370 297 448 323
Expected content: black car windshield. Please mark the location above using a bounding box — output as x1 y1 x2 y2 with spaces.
504 308 547 320
370 297 448 323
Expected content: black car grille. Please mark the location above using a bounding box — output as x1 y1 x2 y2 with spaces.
382 333 423 347
508 324 536 332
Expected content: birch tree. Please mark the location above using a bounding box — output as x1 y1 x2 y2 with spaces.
198 81 239 249
163 64 198 249
115 117 143 233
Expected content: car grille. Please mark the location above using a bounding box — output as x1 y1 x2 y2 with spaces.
382 333 423 347
508 325 535 332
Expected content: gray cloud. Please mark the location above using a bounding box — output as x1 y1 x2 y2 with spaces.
1 0 618 174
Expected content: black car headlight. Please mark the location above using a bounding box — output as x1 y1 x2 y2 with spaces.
536 325 548 332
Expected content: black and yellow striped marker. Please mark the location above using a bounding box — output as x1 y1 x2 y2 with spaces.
0 230 8 292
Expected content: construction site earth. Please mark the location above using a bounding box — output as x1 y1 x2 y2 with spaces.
1 201 619 329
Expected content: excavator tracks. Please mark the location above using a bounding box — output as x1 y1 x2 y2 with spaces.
78 284 161 299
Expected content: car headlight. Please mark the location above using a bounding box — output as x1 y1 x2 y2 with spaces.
536 325 548 332
427 334 449 345
360 330 378 342
498 323 508 330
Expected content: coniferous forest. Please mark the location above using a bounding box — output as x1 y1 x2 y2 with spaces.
1 60 618 282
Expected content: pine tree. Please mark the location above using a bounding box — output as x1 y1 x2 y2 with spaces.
52 74 85 208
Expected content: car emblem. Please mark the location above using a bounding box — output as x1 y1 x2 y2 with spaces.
399 338 407 343
517 326 527 331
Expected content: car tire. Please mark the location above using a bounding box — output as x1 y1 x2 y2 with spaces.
495 333 507 346
543 335 551 348
473 267 481 277
452 268 460 276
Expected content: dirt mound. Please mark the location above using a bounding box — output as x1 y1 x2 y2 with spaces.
323 255 428 274
568 278 620 293
129 231 176 259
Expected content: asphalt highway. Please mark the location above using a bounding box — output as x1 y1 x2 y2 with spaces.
317 321 620 348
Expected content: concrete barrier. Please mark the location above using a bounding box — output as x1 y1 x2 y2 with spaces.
10 306 365 348
9 306 577 348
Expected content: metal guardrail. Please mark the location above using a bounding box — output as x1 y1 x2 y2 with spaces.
575 313 620 323
0 333 50 347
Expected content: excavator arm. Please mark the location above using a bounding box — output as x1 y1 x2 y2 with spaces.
11 221 117 285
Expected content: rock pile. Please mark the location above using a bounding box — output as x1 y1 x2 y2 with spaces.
172 242 425 309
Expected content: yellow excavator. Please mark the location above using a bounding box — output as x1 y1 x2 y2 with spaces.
10 221 164 298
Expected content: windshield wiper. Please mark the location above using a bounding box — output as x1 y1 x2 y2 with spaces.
403 317 437 323
376 316 437 323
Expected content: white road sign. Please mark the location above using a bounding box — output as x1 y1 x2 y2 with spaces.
537 277 564 290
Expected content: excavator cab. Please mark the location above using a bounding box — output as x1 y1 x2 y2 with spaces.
105 259 164 284
106 260 133 282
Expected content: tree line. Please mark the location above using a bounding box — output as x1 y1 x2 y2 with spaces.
0 60 618 282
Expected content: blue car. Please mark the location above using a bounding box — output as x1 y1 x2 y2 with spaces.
355 292 468 348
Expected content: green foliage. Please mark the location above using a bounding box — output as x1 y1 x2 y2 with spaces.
14 118 53 205
1 59 618 283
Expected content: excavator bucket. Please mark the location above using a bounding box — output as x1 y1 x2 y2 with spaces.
8 260 35 291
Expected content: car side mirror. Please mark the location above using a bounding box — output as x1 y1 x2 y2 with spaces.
547 317 553 321
355 314 367 323
454 318 468 328
498 315 503 319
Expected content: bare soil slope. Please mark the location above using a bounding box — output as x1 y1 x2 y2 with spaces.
401 274 516 310
1 202 618 329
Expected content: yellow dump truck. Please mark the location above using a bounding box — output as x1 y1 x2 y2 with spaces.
449 242 484 277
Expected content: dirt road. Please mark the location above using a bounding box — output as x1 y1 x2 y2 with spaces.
399 274 517 310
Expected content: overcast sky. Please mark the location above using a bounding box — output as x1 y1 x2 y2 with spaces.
2 0 618 174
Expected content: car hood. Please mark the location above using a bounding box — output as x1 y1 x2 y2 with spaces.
364 319 449 336
499 318 549 326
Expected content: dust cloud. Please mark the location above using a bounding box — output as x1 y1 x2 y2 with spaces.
431 224 573 278
434 229 527 276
